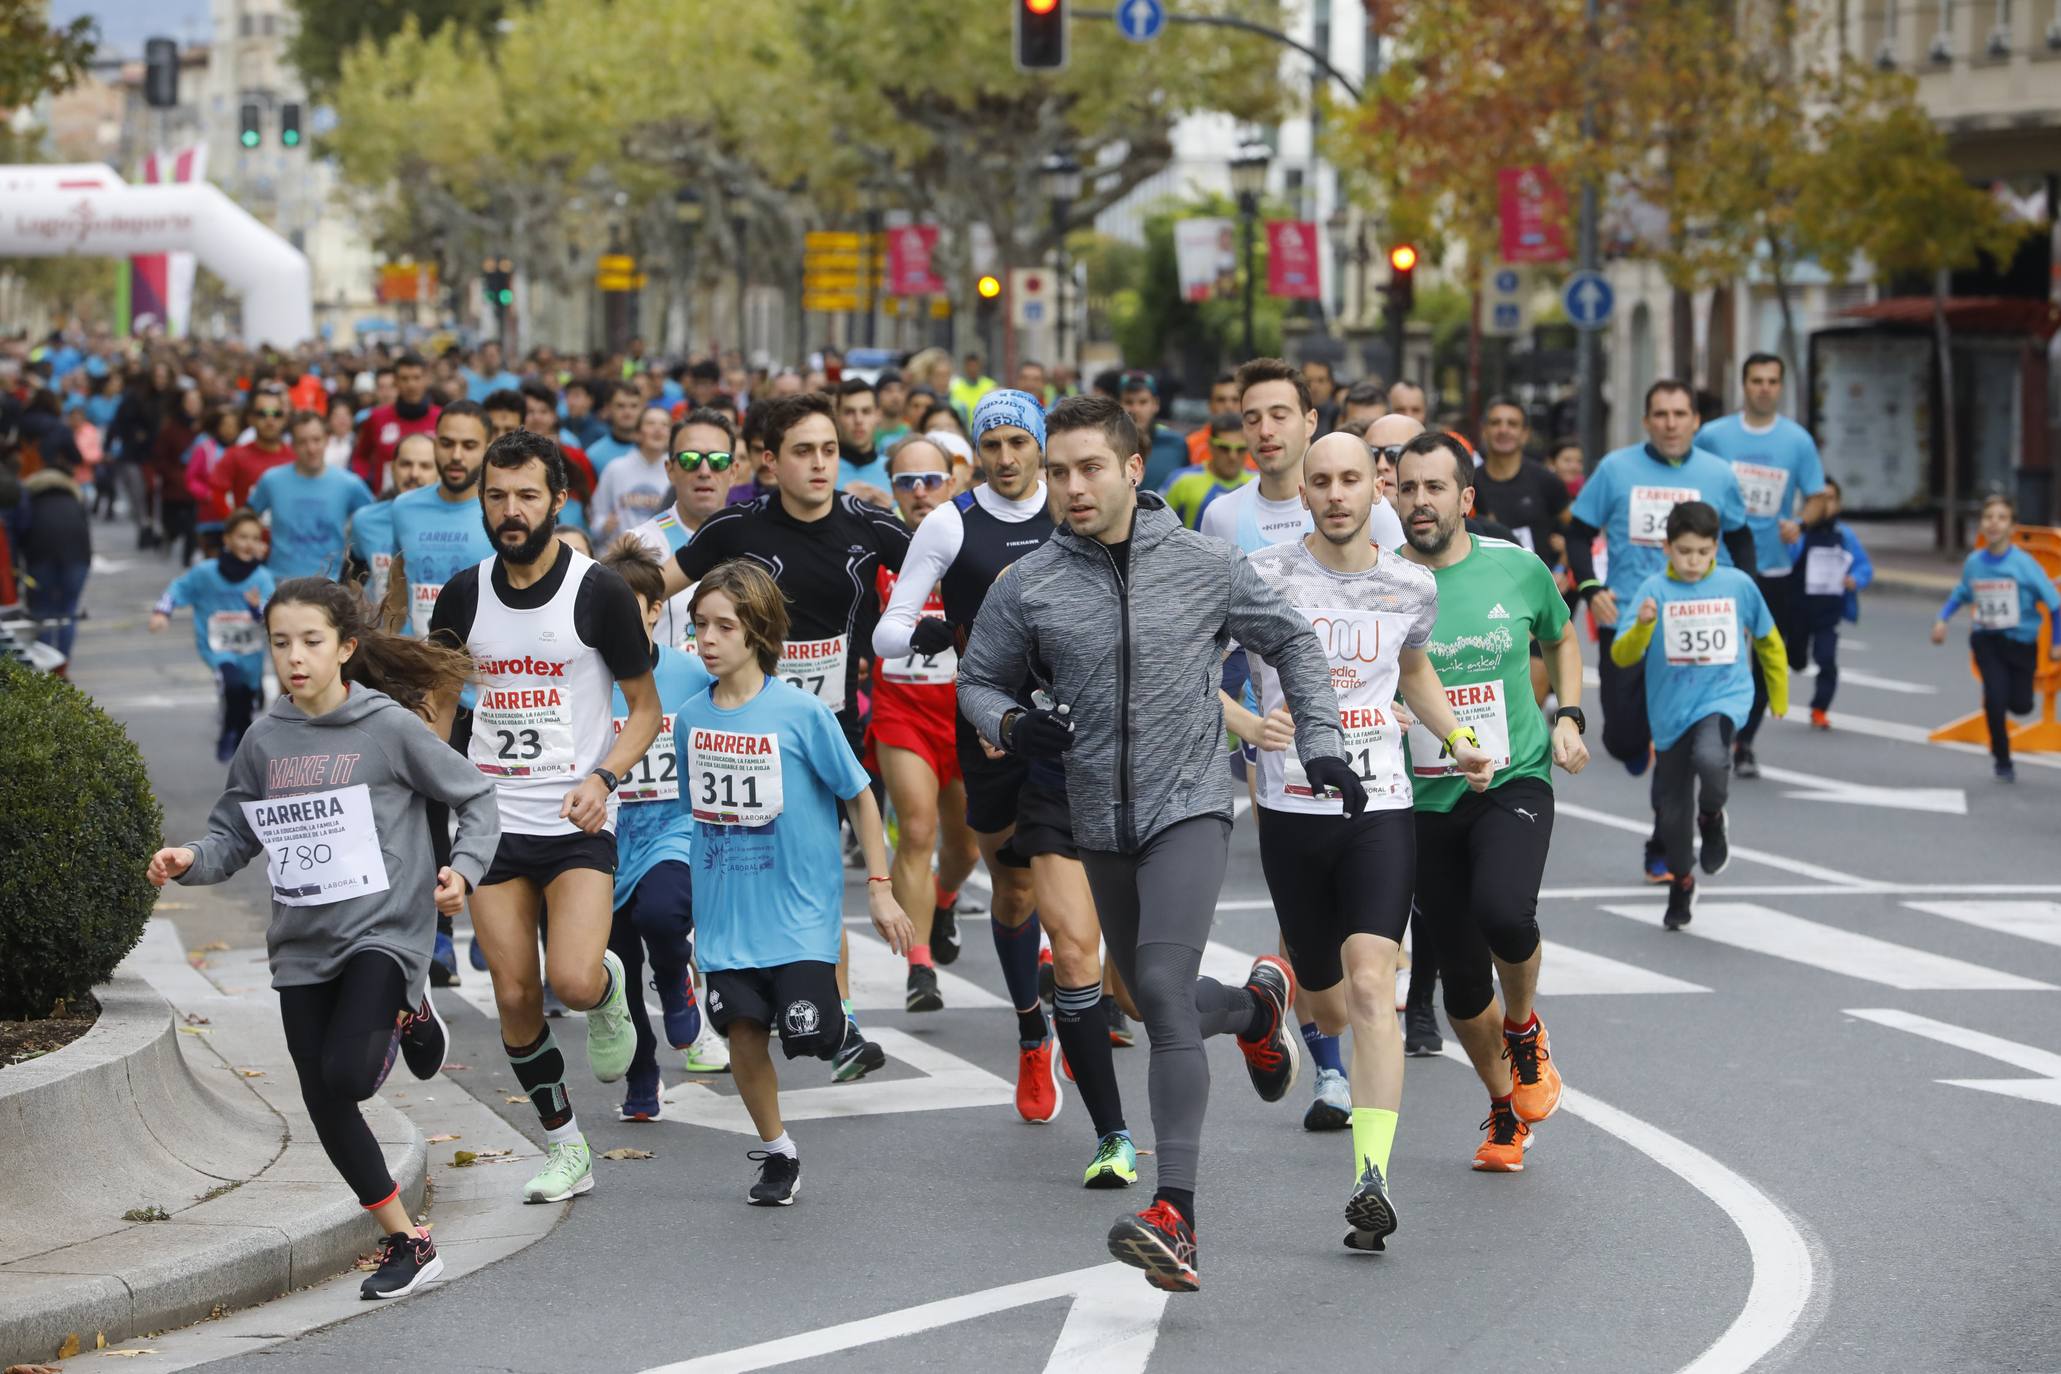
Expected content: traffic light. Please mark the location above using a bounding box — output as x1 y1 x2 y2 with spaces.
1014 0 1068 71
1386 242 1417 316
484 258 515 309
239 103 261 150
976 274 1002 301
143 38 178 109
280 103 302 148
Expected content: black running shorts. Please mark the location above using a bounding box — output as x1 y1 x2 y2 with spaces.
1255 805 1416 992
955 712 1028 834
704 961 845 1060
1413 776 1553 1021
480 829 618 889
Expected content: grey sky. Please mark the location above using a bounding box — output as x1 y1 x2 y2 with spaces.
55 0 214 61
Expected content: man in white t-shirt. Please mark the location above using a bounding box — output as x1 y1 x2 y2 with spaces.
590 406 676 542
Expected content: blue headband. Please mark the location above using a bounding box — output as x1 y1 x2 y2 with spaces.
972 389 1046 452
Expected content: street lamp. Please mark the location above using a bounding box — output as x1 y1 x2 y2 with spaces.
724 181 749 360
1230 142 1271 360
1038 150 1082 371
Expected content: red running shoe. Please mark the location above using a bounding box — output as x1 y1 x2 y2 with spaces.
1016 1034 1062 1124
1236 954 1300 1103
1108 1200 1198 1292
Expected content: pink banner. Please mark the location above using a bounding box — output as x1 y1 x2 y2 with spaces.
1497 166 1569 264
886 224 944 296
1265 220 1322 300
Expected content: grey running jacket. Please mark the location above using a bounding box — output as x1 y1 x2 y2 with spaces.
959 493 1343 854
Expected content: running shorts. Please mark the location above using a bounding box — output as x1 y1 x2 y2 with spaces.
1256 804 1416 992
481 829 618 889
869 681 961 786
1003 777 1078 863
704 960 844 1060
956 711 1028 834
1413 775 1553 1021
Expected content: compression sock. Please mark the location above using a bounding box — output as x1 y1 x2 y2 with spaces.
934 877 959 910
1351 1106 1399 1181
1016 1004 1050 1047
1054 982 1126 1138
992 911 1046 1028
1154 1187 1196 1228
506 1027 573 1130
1301 1021 1344 1074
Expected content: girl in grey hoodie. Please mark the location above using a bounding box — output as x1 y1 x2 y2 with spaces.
147 577 498 1300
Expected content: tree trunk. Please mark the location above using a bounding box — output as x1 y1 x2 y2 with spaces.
1768 234 1802 415
1934 269 1961 553
1671 285 1696 384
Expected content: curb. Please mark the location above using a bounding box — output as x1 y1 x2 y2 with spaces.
1868 566 1960 595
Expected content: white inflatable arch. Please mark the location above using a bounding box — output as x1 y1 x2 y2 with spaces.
1 176 313 344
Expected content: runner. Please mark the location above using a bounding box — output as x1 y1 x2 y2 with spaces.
866 436 980 1017
148 577 497 1299
1241 432 1495 1253
1162 414 1253 528
350 351 440 494
1787 477 1873 730
428 428 664 1204
1395 432 1589 1175
676 560 914 1205
1471 396 1571 563
1694 354 1826 777
590 405 677 542
149 509 277 762
630 409 736 650
384 401 497 641
249 411 373 580
1930 493 2061 782
1564 379 1754 881
349 433 436 616
658 391 911 1082
960 394 1357 1291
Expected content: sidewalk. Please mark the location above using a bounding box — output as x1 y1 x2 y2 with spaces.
1844 519 1962 595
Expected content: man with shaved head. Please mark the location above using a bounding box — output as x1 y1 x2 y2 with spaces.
1365 413 1426 506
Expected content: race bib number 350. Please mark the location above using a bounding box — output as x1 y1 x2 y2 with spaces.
614 712 678 802
239 783 391 907
778 636 848 709
1409 681 1513 778
1663 598 1740 665
688 728 783 826
1629 485 1701 548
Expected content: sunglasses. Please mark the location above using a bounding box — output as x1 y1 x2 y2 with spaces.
673 450 734 472
1370 443 1407 463
252 408 286 419
1210 441 1249 454
891 471 950 493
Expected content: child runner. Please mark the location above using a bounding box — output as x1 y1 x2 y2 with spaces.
1610 501 1788 929
150 509 279 761
1930 493 2061 782
1785 476 1873 730
676 559 913 1205
146 576 499 1300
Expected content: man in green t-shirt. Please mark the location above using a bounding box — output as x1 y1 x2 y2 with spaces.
1395 432 1591 1174
1162 413 1254 529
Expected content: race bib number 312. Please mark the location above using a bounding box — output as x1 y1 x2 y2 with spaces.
615 712 678 802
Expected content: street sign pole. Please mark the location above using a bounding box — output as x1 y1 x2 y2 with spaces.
1575 0 1602 469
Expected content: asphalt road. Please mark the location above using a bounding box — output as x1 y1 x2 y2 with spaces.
65 541 2061 1373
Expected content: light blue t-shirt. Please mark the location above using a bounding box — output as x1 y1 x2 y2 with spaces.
248 465 374 579
1940 545 2061 646
1695 414 1825 574
837 453 890 491
155 560 278 674
611 645 715 908
1571 442 1749 604
463 368 521 402
674 677 869 971
1625 565 1773 750
586 434 637 471
386 486 495 637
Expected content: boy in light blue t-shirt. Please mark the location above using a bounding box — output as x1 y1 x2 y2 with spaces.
1930 493 2061 782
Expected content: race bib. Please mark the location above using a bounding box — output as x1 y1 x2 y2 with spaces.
379 421 400 445
777 636 848 708
882 644 957 686
409 582 442 639
471 678 577 778
207 610 264 656
367 552 394 607
687 727 783 826
1629 485 1700 548
240 783 391 907
614 712 678 803
1286 705 1407 803
1732 462 1789 520
1663 597 1740 665
1973 578 2020 630
1804 546 1850 596
1511 525 1536 553
1409 680 1513 778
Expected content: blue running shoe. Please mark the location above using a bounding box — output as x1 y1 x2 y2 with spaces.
618 1061 663 1122
430 931 459 987
658 965 703 1049
469 936 488 971
1644 848 1671 884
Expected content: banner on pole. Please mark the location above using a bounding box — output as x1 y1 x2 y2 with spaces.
1173 218 1234 302
886 224 944 297
1265 220 1322 300
1498 166 1569 264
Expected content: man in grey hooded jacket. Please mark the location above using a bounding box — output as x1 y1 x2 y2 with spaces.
959 394 1365 1292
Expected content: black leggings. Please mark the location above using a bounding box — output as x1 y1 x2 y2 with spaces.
278 950 410 1209
1413 777 1554 1022
1972 631 2037 767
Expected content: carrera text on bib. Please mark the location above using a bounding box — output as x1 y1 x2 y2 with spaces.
688 727 784 826
240 783 391 907
1410 680 1513 778
1629 485 1701 549
471 660 578 778
777 636 848 709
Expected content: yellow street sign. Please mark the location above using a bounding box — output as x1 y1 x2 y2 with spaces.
597 272 648 292
597 254 636 274
804 231 866 252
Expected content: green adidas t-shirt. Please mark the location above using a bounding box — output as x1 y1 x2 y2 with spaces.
1407 535 1571 813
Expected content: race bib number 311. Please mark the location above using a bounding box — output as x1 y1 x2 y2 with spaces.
1663 598 1740 665
688 728 784 826
240 783 391 907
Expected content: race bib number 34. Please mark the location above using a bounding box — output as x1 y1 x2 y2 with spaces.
778 636 848 709
1663 598 1740 665
614 712 678 802
688 728 783 826
240 783 391 907
1629 485 1701 548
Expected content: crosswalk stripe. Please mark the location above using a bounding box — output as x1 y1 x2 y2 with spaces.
1540 941 1709 996
1904 900 2061 951
846 927 1005 1010
1601 901 2055 990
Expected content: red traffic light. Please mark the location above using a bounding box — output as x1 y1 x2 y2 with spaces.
1015 0 1067 71
1388 244 1418 273
1027 0 1059 11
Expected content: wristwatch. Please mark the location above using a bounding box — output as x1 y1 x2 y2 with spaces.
590 767 620 792
1553 706 1586 735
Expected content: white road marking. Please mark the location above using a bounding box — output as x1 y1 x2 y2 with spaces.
1559 801 1882 888
1801 664 1936 695
1905 900 2061 949
1540 940 1709 996
639 1262 1166 1374
1601 901 2055 990
1846 1008 2061 1108
657 1027 1012 1134
1768 706 2061 770
846 926 1005 1009
1753 762 1966 815
1217 883 2061 906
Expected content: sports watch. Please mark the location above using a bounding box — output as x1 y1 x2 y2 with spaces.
590 767 621 792
1553 706 1586 735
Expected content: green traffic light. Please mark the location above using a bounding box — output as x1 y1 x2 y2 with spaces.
496 289 514 306
240 130 259 148
282 131 300 147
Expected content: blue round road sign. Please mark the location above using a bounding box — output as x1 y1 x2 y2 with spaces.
1118 0 1166 42
1562 270 1614 331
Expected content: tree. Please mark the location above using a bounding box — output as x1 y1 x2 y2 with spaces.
0 0 96 111
1108 193 1291 370
287 0 504 96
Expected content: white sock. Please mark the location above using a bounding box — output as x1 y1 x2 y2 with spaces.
544 1117 582 1145
761 1130 796 1158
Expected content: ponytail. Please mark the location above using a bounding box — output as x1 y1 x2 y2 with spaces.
265 577 472 717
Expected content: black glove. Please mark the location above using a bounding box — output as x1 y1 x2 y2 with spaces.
1004 706 1075 760
909 616 958 658
1303 756 1368 819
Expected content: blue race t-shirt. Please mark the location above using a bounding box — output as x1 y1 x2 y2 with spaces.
155 560 278 673
674 676 869 971
1940 545 2061 646
463 368 521 402
1624 565 1772 750
586 434 637 471
1695 414 1825 574
837 453 890 491
349 498 398 604
611 645 714 908
386 486 495 638
1570 443 1749 604
248 465 373 579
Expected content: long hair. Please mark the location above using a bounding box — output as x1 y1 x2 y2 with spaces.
375 550 411 635
265 577 472 717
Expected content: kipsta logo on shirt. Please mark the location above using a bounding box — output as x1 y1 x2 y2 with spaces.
1487 603 1511 620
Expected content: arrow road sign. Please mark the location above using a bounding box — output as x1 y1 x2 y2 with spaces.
1118 0 1165 42
1563 269 1614 330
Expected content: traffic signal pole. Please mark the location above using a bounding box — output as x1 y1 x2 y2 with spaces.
1575 0 1603 467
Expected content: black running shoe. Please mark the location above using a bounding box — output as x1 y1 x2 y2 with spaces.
1236 955 1299 1103
1697 808 1730 876
747 1149 801 1206
1732 745 1760 779
1343 1162 1397 1253
398 994 448 1081
1664 875 1695 931
905 963 943 1013
1403 1002 1443 1057
931 903 960 965
360 1231 443 1299
1107 1200 1198 1292
831 1019 886 1083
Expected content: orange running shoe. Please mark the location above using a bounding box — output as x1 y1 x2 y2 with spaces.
1471 1098 1532 1172
1016 1034 1062 1124
1810 709 1830 730
1503 1021 1563 1123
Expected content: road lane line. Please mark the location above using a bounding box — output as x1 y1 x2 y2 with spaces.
1847 1008 2061 1108
1559 801 1883 888
1903 900 2061 950
1540 940 1709 995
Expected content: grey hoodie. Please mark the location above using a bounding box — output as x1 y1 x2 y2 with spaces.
179 685 499 1002
959 492 1343 854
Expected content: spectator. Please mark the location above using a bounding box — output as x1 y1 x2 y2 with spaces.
14 450 92 670
1342 381 1388 429
350 351 439 492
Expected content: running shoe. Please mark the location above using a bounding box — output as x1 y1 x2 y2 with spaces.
906 963 943 1013
1016 1034 1062 1123
1664 875 1695 931
1623 745 1651 778
932 903 961 965
832 1019 886 1083
398 993 449 1081
1697 808 1730 876
584 948 635 1083
1083 1132 1139 1189
1996 762 2017 783
1107 1200 1198 1292
468 936 488 971
1643 845 1672 884
1303 1067 1352 1132
618 1061 663 1122
658 965 703 1048
1810 709 1831 731
1403 1002 1443 1058
360 1230 443 1300
747 1149 801 1206
1343 1162 1397 1253
371 1020 404 1093
429 931 459 987
1471 1100 1532 1172
1106 999 1136 1048
682 1019 731 1074
1503 1021 1562 1123
523 1136 594 1202
1733 744 1760 779
1038 946 1056 1005
1236 955 1299 1103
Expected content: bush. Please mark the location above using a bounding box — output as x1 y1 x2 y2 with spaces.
0 658 163 1019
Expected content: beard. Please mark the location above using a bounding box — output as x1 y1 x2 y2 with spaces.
486 506 559 564
1403 509 1458 556
440 463 480 496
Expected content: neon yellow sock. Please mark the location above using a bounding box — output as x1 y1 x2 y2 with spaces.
1351 1106 1399 1180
